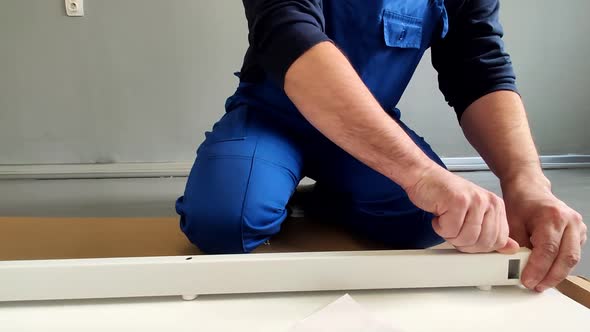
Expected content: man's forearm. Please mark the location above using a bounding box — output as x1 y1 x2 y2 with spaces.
460 91 550 188
284 41 437 190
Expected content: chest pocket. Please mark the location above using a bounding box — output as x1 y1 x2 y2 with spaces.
382 10 423 49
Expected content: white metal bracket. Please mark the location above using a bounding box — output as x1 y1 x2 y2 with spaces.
0 249 530 302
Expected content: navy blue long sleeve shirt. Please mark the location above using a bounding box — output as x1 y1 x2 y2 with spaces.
240 0 517 120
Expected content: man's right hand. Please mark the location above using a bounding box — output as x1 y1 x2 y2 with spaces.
406 164 521 254
284 42 514 256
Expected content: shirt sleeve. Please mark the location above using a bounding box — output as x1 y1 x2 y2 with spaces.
242 0 332 86
431 0 518 121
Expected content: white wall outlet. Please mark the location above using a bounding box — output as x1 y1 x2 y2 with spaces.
65 0 84 17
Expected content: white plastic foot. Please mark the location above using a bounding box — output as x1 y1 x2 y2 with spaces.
182 294 198 301
477 285 492 291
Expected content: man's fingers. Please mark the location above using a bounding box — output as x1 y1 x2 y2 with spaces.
433 201 468 239
509 224 532 248
449 206 484 247
535 226 581 292
521 224 564 290
480 208 500 251
491 200 510 251
456 209 497 253
496 238 521 254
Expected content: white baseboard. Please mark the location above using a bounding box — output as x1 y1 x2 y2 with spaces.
0 155 588 180
444 154 590 171
0 162 193 180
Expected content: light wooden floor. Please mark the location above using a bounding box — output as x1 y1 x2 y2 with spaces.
0 169 588 274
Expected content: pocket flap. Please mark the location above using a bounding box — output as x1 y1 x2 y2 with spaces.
383 10 423 49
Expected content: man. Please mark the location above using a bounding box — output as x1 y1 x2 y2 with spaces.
176 0 586 292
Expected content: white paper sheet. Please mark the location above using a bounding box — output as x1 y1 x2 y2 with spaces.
287 294 402 332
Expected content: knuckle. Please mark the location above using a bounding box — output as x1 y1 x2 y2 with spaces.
574 217 588 233
454 194 469 207
547 216 565 231
545 206 564 223
564 253 581 268
488 193 501 206
479 192 493 206
471 193 483 205
540 241 560 258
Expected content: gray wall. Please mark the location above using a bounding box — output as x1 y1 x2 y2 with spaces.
400 0 590 157
1 0 589 164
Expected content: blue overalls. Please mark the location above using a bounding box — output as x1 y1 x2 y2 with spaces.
176 0 450 254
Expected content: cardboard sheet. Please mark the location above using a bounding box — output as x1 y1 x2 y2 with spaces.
0 217 198 260
0 216 386 260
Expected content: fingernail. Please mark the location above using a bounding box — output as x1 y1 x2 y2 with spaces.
535 285 547 293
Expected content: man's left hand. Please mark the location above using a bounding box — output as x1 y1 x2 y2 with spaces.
502 177 587 292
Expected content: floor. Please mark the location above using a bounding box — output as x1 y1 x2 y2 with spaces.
0 169 588 275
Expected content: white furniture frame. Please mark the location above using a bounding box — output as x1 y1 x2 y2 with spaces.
0 249 530 302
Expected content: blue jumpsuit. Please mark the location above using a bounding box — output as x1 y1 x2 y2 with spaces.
175 0 517 254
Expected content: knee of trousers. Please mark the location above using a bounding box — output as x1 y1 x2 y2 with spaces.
175 195 285 254
348 207 445 249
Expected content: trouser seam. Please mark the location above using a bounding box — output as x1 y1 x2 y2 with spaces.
239 136 259 253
